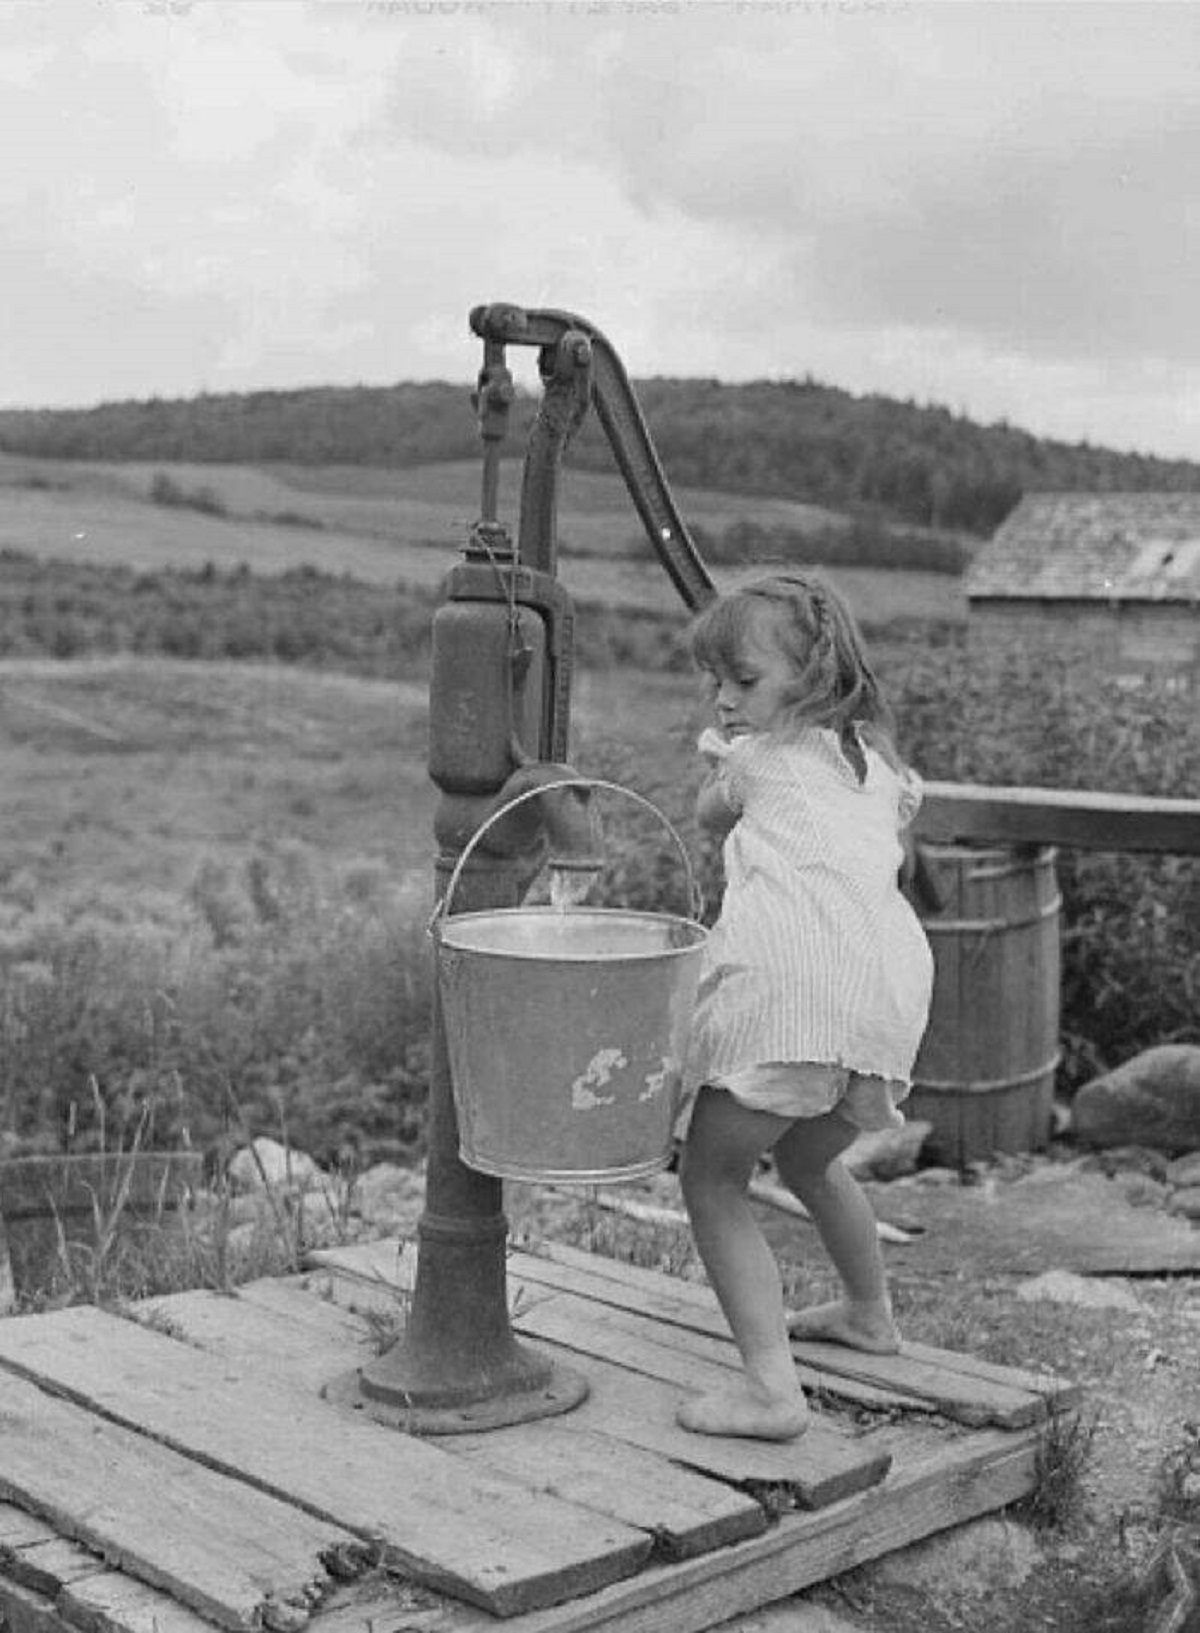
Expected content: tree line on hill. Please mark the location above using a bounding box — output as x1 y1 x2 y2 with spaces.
2 377 1198 536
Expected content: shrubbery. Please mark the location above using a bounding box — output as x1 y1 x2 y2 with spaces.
0 847 432 1165
886 631 1198 1088
0 550 437 677
648 514 972 575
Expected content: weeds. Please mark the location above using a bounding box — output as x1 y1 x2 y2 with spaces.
1016 1407 1100 1534
0 842 432 1167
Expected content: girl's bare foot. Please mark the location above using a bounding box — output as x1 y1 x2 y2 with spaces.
677 1382 809 1441
786 1299 901 1354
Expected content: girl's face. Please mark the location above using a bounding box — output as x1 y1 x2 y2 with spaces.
708 620 796 736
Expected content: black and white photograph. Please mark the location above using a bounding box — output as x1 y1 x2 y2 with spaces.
0 5 1197 1632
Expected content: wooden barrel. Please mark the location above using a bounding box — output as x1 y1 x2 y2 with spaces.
909 844 1062 1167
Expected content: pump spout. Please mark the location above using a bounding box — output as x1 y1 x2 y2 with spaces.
475 761 603 877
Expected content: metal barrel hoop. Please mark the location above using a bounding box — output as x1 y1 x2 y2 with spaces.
429 777 703 938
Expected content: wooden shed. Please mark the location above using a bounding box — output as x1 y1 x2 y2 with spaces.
965 492 1200 686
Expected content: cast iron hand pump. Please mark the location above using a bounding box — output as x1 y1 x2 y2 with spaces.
351 305 717 1431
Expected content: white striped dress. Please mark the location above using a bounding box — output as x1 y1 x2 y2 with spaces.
686 727 934 1117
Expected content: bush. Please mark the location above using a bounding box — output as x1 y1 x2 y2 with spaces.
150 471 228 516
0 846 433 1166
884 631 1198 1089
0 550 436 680
611 515 972 574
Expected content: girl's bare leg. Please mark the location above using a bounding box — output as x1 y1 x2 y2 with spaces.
774 1111 901 1352
677 1086 809 1440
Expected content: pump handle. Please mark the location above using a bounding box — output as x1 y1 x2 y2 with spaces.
470 305 717 613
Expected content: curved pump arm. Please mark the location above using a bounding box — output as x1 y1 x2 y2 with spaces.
470 303 717 614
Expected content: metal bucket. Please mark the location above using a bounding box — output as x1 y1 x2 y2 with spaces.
433 780 707 1184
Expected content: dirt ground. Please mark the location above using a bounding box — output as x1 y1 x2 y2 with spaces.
512 1151 1200 1633
780 1157 1200 1633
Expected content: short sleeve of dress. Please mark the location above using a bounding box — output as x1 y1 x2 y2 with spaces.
896 765 924 830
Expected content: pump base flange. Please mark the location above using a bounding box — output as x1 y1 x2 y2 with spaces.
323 1360 590 1435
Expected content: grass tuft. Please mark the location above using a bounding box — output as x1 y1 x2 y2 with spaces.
1016 1407 1100 1534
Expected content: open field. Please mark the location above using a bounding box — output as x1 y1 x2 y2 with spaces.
0 449 851 551
0 655 698 919
0 452 968 624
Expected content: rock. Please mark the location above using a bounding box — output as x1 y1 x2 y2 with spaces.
869 1515 1043 1600
843 1120 932 1180
905 1165 961 1187
1083 1144 1172 1181
1118 1173 1171 1209
352 1163 426 1233
1016 1268 1143 1311
1167 1151 1200 1188
730 1601 862 1633
1072 1046 1200 1155
228 1137 328 1194
1166 1186 1200 1222
1011 1155 1090 1186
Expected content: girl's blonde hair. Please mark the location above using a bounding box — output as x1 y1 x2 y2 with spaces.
689 570 901 780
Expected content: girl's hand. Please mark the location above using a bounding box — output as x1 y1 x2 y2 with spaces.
696 769 740 838
697 725 733 765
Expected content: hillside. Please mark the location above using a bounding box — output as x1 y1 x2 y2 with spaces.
3 378 1199 538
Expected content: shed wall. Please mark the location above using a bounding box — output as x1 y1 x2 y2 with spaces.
968 600 1198 686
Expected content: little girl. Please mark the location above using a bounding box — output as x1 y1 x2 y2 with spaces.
677 570 933 1441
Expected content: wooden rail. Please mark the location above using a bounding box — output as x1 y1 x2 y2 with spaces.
917 783 1200 856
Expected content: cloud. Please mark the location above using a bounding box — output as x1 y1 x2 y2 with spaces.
0 1 1197 457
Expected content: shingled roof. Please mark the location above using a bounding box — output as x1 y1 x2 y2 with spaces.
966 492 1200 603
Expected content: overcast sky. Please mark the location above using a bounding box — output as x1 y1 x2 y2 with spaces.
2 1 1198 459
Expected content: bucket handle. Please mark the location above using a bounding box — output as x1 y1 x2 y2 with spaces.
430 777 703 937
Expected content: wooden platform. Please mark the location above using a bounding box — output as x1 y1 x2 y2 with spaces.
0 1238 1080 1633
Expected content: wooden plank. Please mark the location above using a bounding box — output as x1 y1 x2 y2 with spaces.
1075 1241 1200 1276
303 1258 888 1501
138 1286 373 1391
531 1349 890 1506
0 1306 650 1620
917 781 1200 855
508 1250 918 1413
299 1577 449 1633
0 1506 63 1550
0 1574 65 1633
514 1243 1061 1428
306 1425 1042 1633
0 1516 210 1633
896 1340 1082 1414
0 1369 348 1632
60 1573 218 1633
449 1427 767 1562
312 1239 1063 1427
0 1539 105 1599
146 1281 767 1560
186 1275 886 1511
508 1298 890 1508
308 1242 916 1416
302 1257 890 1507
